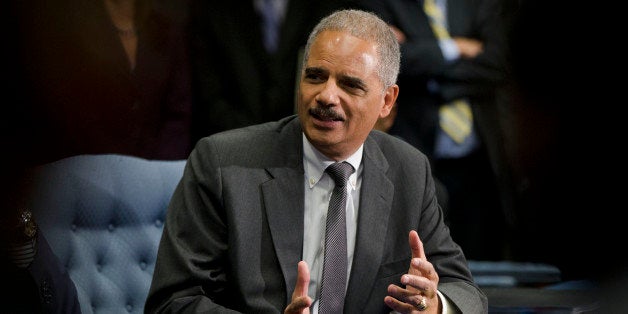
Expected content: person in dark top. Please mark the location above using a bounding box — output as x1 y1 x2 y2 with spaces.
8 0 192 166
188 0 355 143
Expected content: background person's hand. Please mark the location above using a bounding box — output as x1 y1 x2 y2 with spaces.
453 37 483 58
389 25 406 44
385 230 441 313
284 261 312 314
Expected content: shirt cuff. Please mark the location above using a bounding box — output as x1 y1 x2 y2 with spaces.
438 38 460 62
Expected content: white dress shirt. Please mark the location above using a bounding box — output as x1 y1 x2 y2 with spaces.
301 134 456 313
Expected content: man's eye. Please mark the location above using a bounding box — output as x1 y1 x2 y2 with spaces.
305 74 324 82
341 80 366 93
343 81 360 89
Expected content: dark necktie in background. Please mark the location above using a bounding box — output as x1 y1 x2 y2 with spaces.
424 0 473 144
260 0 280 53
319 161 354 314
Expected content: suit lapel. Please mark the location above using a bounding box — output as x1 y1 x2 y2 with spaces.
261 118 305 298
261 125 396 307
345 136 394 312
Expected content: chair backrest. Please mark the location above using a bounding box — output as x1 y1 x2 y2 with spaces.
28 154 186 314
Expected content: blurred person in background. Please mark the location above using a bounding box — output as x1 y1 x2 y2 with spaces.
6 0 192 167
188 0 356 142
355 0 514 261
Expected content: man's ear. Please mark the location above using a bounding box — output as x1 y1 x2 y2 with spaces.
380 84 399 118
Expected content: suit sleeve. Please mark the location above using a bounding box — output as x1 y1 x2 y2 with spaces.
2 232 82 314
145 139 241 313
417 154 489 313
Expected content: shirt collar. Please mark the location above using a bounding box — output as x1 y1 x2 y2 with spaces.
302 133 363 188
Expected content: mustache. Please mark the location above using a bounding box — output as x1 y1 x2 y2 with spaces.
308 107 344 121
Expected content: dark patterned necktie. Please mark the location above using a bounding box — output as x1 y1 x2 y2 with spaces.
319 161 354 314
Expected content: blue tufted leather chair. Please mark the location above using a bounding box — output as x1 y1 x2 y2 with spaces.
27 154 186 314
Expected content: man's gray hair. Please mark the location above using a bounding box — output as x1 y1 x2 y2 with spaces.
302 9 400 89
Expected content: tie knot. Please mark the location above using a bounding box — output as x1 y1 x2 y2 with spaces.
325 162 354 187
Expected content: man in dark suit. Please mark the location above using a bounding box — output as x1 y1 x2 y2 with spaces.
0 167 81 313
146 9 486 313
355 0 514 261
1 226 82 314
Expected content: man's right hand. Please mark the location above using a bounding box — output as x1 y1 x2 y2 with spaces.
284 261 312 314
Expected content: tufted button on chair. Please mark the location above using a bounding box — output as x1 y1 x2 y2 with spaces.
27 154 186 314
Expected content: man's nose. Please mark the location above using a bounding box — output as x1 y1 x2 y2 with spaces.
315 80 341 106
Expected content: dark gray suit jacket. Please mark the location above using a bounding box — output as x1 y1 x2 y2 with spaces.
146 116 487 313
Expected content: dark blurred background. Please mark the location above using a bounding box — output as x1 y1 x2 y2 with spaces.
2 0 624 306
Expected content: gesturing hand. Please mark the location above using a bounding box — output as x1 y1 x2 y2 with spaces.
384 230 441 313
284 261 312 314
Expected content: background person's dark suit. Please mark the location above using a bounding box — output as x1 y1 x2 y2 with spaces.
146 116 486 313
1 233 81 314
0 165 80 313
355 0 514 260
188 1 354 142
8 0 192 166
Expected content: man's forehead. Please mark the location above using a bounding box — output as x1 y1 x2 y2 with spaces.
312 30 375 52
308 32 378 75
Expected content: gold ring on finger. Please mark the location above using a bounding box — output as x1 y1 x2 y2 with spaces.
416 296 427 311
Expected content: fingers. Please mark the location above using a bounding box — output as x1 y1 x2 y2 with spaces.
388 25 406 43
285 261 312 314
452 37 483 58
409 258 438 282
385 289 431 313
384 230 439 313
284 296 312 314
401 271 437 299
393 278 431 298
386 284 437 313
294 261 310 298
408 230 424 260
384 294 425 313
